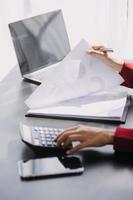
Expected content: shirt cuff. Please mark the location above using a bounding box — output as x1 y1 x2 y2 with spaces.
120 62 133 88
114 127 133 153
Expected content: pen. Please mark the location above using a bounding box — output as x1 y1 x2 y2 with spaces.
99 47 114 53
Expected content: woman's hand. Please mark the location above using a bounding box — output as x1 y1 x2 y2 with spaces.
87 45 109 61
55 125 115 154
87 45 123 72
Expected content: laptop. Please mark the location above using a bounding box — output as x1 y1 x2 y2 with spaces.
8 10 71 84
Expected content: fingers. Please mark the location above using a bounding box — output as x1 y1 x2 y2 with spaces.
55 125 79 141
87 49 104 56
86 45 107 56
55 128 84 155
56 130 78 146
67 143 86 154
92 45 105 50
86 49 108 58
63 125 78 132
62 134 82 148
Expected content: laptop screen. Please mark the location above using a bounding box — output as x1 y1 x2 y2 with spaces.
9 10 71 75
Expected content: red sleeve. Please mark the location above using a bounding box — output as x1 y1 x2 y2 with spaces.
114 127 133 153
120 62 133 88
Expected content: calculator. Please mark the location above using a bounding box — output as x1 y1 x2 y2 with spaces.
20 124 72 156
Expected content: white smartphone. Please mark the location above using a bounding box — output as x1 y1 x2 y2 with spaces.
18 156 84 179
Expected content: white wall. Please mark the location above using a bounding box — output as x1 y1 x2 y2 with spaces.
0 0 132 81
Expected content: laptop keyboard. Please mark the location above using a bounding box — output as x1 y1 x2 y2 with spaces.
31 126 64 147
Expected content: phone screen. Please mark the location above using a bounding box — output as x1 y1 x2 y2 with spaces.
18 157 84 179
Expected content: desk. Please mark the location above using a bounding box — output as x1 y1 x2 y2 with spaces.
0 66 133 200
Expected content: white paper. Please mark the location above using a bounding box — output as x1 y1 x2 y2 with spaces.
27 94 127 118
80 54 124 90
64 39 89 61
25 39 124 109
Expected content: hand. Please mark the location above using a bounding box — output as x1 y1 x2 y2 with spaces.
87 45 109 61
87 45 123 72
55 125 115 154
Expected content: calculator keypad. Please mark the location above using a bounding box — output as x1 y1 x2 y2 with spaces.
31 127 64 147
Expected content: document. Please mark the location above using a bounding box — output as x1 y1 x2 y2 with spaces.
64 39 89 61
25 39 124 109
27 92 128 119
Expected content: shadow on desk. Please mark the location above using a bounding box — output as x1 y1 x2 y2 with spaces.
80 149 133 169
0 140 133 185
6 140 133 171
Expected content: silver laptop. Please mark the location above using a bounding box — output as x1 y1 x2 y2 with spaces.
9 10 71 84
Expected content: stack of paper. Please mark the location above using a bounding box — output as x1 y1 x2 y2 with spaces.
25 39 130 123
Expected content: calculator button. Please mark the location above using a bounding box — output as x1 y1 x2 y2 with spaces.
46 138 52 142
34 139 40 146
45 134 51 137
52 142 57 146
41 141 46 145
32 131 39 139
32 128 37 132
40 137 45 141
58 129 64 132
40 138 45 142
49 131 53 134
47 141 52 144
40 132 44 135
47 143 52 147
40 133 45 136
48 128 53 131
43 127 48 131
45 131 49 134
39 130 43 134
